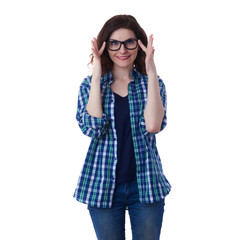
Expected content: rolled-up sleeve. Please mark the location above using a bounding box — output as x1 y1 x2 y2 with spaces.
139 76 167 136
76 77 110 138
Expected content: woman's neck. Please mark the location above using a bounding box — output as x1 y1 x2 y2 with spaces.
112 65 133 82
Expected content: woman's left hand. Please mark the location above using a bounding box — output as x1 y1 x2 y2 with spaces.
138 34 157 75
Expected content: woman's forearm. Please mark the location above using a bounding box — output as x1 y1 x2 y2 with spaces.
144 72 164 133
86 76 103 119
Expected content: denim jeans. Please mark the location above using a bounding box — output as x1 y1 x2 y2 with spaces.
88 180 165 240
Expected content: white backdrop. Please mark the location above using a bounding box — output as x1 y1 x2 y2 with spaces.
1 0 240 239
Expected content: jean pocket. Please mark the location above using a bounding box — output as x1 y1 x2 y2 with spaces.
141 198 165 208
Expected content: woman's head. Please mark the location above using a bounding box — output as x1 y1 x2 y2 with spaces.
90 14 148 75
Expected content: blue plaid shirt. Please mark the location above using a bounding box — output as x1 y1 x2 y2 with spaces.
73 68 171 208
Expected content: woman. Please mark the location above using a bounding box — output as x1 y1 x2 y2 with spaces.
74 14 171 240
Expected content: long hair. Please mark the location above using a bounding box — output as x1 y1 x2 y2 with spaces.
89 15 148 75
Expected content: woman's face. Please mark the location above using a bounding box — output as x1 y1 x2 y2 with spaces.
107 28 138 70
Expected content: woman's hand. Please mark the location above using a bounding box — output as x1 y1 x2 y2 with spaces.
138 34 157 75
91 38 106 79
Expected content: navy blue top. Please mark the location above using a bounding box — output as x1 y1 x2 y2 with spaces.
114 92 137 184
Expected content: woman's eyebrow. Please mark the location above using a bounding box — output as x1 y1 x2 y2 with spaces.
109 38 135 41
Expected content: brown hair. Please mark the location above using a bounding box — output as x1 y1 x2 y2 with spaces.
89 14 148 75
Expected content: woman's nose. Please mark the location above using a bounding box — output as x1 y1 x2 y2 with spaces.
119 43 127 53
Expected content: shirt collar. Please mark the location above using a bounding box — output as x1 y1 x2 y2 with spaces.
102 68 142 85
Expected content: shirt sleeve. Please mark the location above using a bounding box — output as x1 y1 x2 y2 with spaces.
139 76 167 136
76 77 111 138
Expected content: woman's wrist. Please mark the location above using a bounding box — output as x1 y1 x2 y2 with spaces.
92 72 102 82
147 70 158 79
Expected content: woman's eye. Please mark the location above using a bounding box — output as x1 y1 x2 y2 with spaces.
110 41 119 46
127 40 134 44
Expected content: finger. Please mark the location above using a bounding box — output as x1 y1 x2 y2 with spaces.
151 47 155 55
148 34 154 48
91 47 98 57
138 39 147 53
91 40 100 57
99 41 106 56
91 43 97 58
91 39 95 49
91 37 98 51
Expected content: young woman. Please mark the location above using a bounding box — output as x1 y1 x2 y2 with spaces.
74 14 171 240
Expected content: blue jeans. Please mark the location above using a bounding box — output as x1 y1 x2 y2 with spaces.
88 180 165 240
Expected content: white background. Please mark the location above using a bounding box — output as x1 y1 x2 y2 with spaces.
1 0 240 239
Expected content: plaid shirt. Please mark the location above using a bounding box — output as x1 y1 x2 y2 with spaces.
73 68 171 208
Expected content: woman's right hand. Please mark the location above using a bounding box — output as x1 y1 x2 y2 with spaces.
91 38 106 79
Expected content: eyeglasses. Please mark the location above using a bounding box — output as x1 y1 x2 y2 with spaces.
107 38 138 51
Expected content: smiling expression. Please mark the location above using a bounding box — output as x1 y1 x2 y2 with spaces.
107 28 139 70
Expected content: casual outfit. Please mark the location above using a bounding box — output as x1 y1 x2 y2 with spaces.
73 68 171 239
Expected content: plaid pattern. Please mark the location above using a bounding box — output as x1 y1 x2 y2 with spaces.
74 68 171 208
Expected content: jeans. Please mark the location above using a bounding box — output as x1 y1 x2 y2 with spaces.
88 180 165 240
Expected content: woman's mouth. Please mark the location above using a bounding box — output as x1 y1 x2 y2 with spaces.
117 56 130 60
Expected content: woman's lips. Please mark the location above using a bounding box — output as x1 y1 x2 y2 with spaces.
117 56 130 60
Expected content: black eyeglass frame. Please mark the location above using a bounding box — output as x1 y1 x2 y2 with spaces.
106 38 139 51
